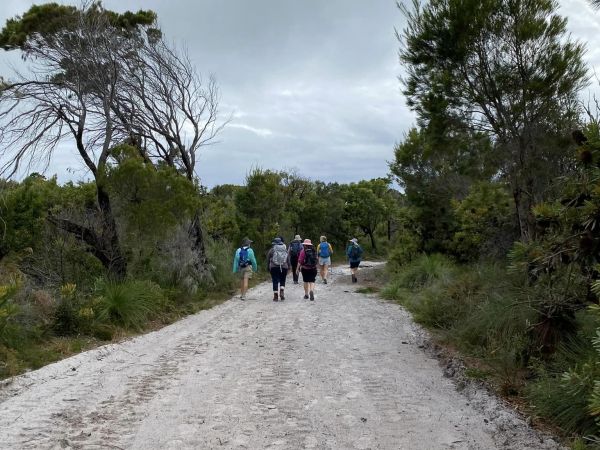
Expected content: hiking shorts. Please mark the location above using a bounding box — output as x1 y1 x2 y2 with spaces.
318 256 331 266
301 267 317 283
237 266 253 280
350 261 360 269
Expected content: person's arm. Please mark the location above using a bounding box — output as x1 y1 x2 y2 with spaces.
266 249 273 270
297 250 305 272
232 249 239 273
329 243 333 255
346 245 351 259
249 249 258 272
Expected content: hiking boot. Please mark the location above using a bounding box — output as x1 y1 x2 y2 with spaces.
273 293 279 302
309 291 314 301
240 295 246 301
323 279 327 284
304 294 309 299
351 274 356 283
279 288 285 300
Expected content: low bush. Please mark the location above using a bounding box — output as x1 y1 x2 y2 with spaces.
386 255 600 442
392 253 455 289
94 279 166 330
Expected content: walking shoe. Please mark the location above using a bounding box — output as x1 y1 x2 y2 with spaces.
304 294 309 299
279 288 285 301
273 293 278 302
294 280 299 285
309 291 314 301
240 295 246 301
323 279 327 284
351 274 356 283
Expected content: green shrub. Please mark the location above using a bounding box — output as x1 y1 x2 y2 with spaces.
0 275 21 341
205 238 237 293
528 373 598 436
381 280 409 302
450 181 514 262
95 279 166 330
393 253 455 289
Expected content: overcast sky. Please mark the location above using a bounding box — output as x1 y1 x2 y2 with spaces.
1 0 600 187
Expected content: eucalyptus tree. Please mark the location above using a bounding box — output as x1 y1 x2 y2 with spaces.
0 2 224 280
0 2 155 278
343 178 396 250
399 0 588 241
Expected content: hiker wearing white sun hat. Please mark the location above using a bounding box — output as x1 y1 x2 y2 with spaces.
289 234 303 284
346 238 363 283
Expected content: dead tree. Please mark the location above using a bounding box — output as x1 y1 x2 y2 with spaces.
0 3 155 279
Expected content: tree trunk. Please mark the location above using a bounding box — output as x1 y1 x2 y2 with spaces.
513 187 525 241
96 184 127 280
50 182 127 280
189 211 212 283
368 229 377 250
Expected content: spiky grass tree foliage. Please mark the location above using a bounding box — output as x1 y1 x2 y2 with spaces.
94 279 165 330
508 124 600 353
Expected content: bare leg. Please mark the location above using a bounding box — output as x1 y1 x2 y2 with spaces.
240 276 249 299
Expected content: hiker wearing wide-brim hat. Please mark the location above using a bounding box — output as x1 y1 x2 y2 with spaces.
288 234 303 284
346 238 363 283
267 237 291 302
296 238 318 301
232 237 257 300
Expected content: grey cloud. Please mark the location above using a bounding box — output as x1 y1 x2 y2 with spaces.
2 0 600 187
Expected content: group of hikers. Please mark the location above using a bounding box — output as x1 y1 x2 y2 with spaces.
232 235 364 301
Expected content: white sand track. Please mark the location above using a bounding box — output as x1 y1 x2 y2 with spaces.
0 262 562 449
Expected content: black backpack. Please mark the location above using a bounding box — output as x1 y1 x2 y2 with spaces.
304 247 317 268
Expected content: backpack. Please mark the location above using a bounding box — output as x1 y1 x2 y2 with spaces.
349 244 361 260
272 244 288 266
289 241 302 257
318 242 331 258
238 247 250 268
304 247 317 268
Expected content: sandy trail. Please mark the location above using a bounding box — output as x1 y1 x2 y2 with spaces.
0 262 561 450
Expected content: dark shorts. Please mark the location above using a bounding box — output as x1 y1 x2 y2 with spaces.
301 267 318 283
350 261 360 269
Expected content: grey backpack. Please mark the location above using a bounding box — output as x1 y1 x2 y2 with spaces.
272 244 288 266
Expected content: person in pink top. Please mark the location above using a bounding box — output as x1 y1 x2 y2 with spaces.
296 239 318 301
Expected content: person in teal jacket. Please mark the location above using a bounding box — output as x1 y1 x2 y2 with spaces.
233 237 258 300
346 238 363 283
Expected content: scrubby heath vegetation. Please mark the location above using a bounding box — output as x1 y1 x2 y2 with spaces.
384 0 600 446
0 2 400 380
0 171 397 379
3 0 600 446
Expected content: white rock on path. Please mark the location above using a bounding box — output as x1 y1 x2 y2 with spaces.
0 262 563 449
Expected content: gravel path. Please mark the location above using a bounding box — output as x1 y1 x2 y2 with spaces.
0 262 562 449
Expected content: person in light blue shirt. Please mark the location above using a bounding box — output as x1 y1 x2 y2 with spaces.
233 237 258 300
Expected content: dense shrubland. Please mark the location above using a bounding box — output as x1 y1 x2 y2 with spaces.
0 166 398 378
386 0 600 446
